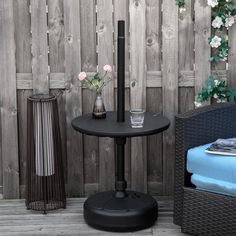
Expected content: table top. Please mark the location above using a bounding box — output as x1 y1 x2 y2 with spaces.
71 111 170 138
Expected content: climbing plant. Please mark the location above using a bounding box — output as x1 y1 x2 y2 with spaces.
176 0 236 62
176 0 236 105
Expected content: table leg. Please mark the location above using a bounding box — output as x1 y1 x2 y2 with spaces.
115 137 127 198
83 136 158 232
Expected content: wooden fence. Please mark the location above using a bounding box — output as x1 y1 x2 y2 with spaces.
0 0 235 199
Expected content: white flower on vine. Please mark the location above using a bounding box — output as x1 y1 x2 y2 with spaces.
207 0 218 7
213 93 218 99
194 101 203 108
210 36 222 48
214 79 220 86
222 57 227 61
179 7 186 14
225 16 235 28
212 16 223 29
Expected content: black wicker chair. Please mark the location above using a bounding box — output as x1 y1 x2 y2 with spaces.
173 102 236 236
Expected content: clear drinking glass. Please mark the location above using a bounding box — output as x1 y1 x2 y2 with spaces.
130 109 145 128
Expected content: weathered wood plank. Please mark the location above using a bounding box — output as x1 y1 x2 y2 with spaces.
80 0 99 196
146 0 161 71
48 0 67 187
31 0 49 94
162 0 178 195
146 0 162 195
82 90 98 195
48 0 65 73
80 0 97 72
130 0 147 193
64 0 84 197
97 0 115 191
17 90 32 198
13 0 32 198
114 0 129 72
178 1 194 71
194 1 211 94
16 70 228 89
147 88 163 195
178 0 194 113
0 0 19 198
0 104 2 197
228 1 236 88
0 198 190 236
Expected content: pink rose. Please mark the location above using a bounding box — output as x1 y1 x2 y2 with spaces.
103 64 112 72
78 72 87 81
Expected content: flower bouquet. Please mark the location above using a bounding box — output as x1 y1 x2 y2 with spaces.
78 65 113 119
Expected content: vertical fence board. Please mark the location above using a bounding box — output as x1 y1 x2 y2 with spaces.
146 0 162 195
97 0 115 192
48 0 65 73
64 0 84 197
13 0 32 198
0 109 1 197
114 0 129 72
0 0 19 198
82 90 98 196
80 0 97 72
178 0 194 113
114 0 131 190
48 0 67 185
146 0 161 71
130 0 147 193
162 0 178 195
31 0 49 94
147 88 163 195
80 0 98 196
228 10 236 87
194 1 211 94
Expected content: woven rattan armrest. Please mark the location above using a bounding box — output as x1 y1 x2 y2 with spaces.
173 102 236 226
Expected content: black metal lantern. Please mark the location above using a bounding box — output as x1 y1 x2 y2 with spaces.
26 94 66 213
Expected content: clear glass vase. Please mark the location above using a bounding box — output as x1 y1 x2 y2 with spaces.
92 93 106 119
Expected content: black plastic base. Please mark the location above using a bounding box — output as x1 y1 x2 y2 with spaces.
84 191 158 232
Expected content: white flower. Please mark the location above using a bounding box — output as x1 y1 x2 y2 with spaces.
179 7 186 14
103 64 112 72
194 101 203 108
210 36 221 48
222 57 227 61
212 16 223 29
214 79 220 86
207 0 218 7
78 72 87 81
213 93 218 99
225 16 235 28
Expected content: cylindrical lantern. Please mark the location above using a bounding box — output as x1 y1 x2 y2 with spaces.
26 94 66 213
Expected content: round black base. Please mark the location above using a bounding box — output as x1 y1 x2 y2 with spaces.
84 191 158 232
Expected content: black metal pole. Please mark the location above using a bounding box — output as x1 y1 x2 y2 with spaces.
115 137 127 198
117 20 125 122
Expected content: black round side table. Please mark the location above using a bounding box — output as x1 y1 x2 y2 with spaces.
71 111 170 232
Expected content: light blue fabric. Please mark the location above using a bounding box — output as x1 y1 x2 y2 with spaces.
191 174 236 197
187 137 236 183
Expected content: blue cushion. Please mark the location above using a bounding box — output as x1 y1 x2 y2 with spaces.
191 174 236 197
187 137 236 183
